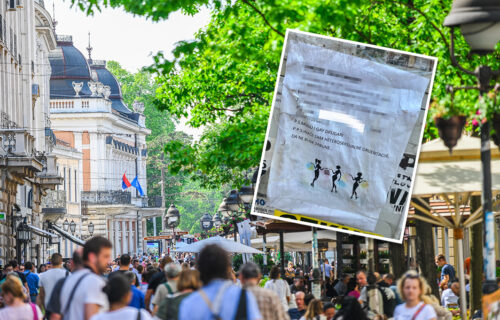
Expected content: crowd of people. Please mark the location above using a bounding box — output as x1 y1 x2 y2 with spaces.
0 237 483 320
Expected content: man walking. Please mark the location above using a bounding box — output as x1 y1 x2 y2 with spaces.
24 262 39 303
59 236 112 320
109 254 139 287
240 262 290 320
38 253 68 311
178 244 261 320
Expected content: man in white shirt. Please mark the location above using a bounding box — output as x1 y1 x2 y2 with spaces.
60 236 112 320
37 253 68 311
441 282 460 308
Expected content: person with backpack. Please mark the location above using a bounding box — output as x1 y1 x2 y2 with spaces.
90 274 152 320
0 275 43 320
59 236 112 320
151 263 181 315
178 244 262 320
358 272 396 319
156 269 202 320
393 271 437 320
46 250 83 320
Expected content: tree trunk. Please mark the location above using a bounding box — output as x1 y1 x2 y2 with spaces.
353 237 361 271
336 233 343 277
415 218 439 297
389 241 406 279
469 196 483 314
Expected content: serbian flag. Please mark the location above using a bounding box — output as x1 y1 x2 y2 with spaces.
122 173 132 190
131 176 145 197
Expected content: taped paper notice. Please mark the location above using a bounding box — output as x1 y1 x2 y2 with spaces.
252 30 437 242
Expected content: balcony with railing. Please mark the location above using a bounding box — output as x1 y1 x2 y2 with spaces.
36 154 64 190
0 126 43 176
147 196 163 208
50 98 112 113
41 190 67 221
81 190 132 205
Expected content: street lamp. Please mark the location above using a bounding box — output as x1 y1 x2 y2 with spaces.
218 198 231 217
443 0 500 301
88 221 94 236
16 218 31 264
63 219 69 231
212 212 222 229
69 220 76 235
166 204 180 229
200 213 213 234
225 190 242 213
166 204 180 256
16 219 31 242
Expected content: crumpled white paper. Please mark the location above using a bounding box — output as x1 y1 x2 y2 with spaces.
266 40 430 232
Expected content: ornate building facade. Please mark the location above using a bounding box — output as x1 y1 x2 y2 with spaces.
0 0 63 265
48 36 162 257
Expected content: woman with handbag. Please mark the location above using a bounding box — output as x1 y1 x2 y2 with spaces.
0 275 42 320
393 271 437 320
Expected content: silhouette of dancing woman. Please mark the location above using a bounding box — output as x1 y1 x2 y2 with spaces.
311 159 322 187
330 165 342 193
349 172 366 199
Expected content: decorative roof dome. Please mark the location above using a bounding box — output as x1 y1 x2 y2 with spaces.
49 35 92 98
49 34 140 124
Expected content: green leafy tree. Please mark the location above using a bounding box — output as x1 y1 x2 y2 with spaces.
74 0 500 187
106 61 225 233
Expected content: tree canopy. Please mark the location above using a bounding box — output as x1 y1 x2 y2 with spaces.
80 1 500 188
107 61 224 234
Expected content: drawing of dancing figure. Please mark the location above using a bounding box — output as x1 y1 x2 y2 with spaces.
310 159 322 187
349 172 366 199
330 165 342 193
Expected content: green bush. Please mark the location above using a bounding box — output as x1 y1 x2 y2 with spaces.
232 254 275 273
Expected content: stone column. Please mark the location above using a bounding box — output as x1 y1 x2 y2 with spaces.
128 220 133 254
114 220 120 257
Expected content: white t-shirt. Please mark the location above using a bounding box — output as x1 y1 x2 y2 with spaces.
393 302 437 320
440 289 459 308
264 279 291 311
39 267 69 306
60 269 108 320
90 307 152 320
0 303 43 320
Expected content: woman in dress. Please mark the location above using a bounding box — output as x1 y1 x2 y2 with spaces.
349 172 365 199
311 159 322 187
331 166 342 193
393 271 437 320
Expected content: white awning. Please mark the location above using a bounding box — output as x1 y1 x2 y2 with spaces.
50 223 85 246
28 225 59 238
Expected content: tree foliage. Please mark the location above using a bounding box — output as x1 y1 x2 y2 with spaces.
106 61 224 233
79 1 500 187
